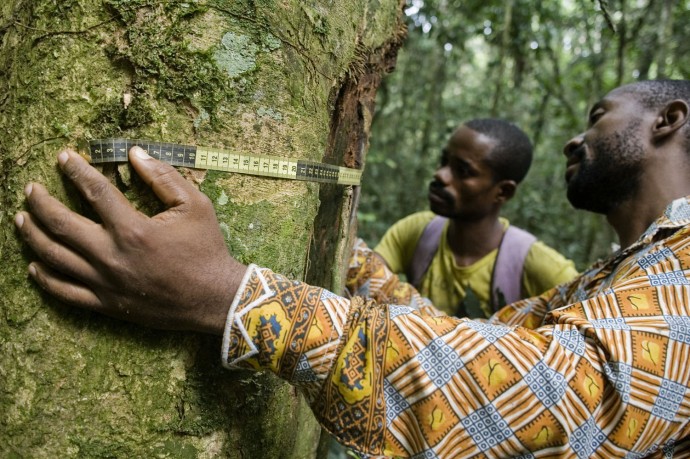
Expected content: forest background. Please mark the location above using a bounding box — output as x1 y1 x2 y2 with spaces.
357 0 689 270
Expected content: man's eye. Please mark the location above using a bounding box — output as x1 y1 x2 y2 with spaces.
589 110 604 125
455 166 469 176
451 161 471 176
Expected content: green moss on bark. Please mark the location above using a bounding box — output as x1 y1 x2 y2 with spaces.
1 0 406 457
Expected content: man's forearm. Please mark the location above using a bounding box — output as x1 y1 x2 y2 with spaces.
223 264 390 453
346 238 445 317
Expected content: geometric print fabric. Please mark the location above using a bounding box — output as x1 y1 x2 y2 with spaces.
417 338 464 388
223 196 690 458
460 403 512 450
652 379 686 422
524 361 567 409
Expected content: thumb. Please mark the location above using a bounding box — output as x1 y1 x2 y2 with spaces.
128 146 195 209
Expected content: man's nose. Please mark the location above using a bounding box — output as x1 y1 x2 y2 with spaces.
434 165 451 183
563 134 584 158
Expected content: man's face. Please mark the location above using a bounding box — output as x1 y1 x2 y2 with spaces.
564 90 647 214
428 126 500 220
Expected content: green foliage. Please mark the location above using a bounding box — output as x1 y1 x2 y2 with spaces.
359 0 689 270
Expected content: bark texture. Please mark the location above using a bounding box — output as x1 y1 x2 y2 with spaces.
0 1 405 457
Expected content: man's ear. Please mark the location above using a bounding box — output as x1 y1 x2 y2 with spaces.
495 180 517 204
652 99 689 142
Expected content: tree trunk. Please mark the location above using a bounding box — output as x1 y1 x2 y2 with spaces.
490 0 514 116
654 0 674 78
0 1 405 457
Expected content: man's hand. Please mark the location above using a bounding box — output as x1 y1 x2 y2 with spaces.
15 147 247 335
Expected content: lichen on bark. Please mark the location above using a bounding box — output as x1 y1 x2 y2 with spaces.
0 1 406 457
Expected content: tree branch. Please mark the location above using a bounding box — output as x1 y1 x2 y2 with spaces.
595 0 617 33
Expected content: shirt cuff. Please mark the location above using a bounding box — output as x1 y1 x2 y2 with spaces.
220 263 264 369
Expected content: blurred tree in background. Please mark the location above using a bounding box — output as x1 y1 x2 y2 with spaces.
358 0 689 270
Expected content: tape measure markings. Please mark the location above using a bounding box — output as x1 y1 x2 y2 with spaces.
84 138 361 186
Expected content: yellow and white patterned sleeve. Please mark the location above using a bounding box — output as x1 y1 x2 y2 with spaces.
346 238 446 317
223 263 690 457
222 265 349 399
222 264 391 454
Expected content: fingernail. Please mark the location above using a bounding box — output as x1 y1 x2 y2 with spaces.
14 213 24 229
24 183 33 197
58 151 69 167
28 264 37 277
133 146 151 160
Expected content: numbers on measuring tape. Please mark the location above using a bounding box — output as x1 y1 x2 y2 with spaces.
83 138 362 186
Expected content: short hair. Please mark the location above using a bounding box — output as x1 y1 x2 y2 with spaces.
464 118 533 183
620 79 690 145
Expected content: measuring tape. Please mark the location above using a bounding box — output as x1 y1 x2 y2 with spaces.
80 138 362 186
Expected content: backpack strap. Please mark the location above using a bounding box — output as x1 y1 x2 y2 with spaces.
490 226 537 310
406 216 447 288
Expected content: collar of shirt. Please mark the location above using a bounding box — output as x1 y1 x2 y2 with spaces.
573 196 690 288
625 195 690 253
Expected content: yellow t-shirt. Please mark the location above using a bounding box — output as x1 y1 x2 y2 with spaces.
374 211 578 317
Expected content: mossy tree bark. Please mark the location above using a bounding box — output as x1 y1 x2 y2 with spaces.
0 1 405 457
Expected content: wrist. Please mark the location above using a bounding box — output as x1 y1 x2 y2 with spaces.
197 259 248 336
221 263 261 367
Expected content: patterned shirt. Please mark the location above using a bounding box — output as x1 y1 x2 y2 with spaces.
222 197 690 458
